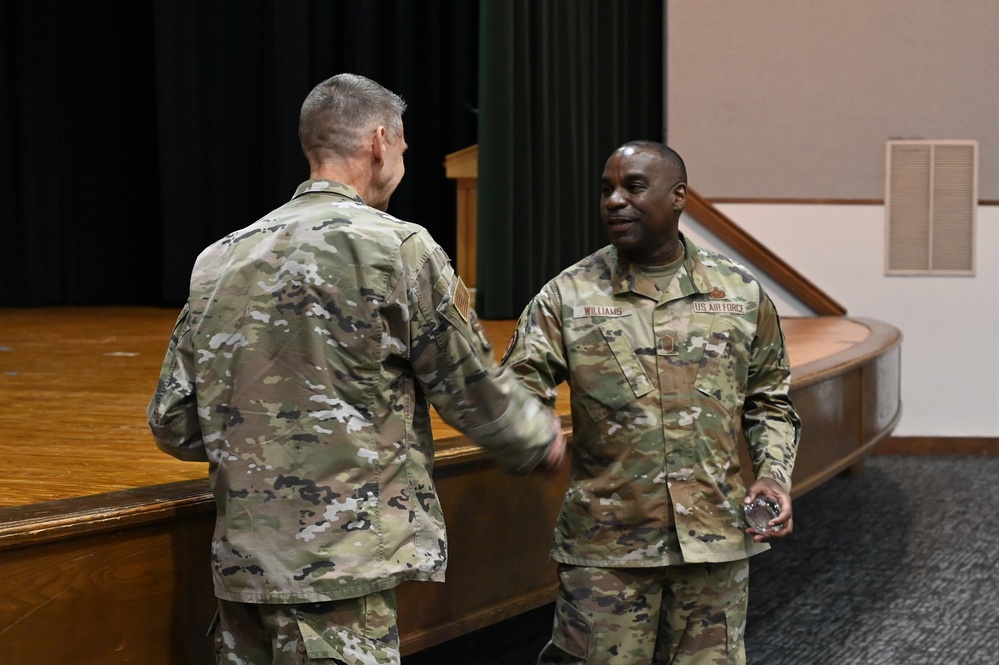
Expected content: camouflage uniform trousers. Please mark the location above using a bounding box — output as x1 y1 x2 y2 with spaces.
538 560 750 665
213 590 400 665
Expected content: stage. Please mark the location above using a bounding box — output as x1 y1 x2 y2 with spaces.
0 307 901 663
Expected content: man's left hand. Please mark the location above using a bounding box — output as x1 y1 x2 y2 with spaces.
744 477 793 541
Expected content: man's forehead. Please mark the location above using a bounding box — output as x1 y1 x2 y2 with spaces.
603 149 665 177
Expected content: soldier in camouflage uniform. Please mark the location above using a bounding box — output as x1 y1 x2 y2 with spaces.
501 141 801 664
147 73 565 665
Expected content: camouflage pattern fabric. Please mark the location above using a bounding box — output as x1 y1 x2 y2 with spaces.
538 561 749 665
214 591 400 664
148 179 558 604
502 235 801 567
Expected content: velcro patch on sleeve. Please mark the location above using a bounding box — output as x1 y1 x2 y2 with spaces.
452 278 471 323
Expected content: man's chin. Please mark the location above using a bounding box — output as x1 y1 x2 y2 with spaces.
607 234 638 252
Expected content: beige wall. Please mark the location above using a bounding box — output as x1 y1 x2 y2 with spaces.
665 1 999 200
665 1 999 438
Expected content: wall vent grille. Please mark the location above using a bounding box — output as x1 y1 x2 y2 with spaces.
885 140 977 275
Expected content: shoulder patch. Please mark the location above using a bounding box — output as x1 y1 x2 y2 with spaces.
501 329 518 364
452 278 471 323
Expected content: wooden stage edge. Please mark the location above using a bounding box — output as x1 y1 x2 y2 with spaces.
0 309 903 663
876 436 999 457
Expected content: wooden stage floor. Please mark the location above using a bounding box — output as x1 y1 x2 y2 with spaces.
0 307 876 509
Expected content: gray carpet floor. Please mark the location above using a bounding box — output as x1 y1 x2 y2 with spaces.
403 455 999 664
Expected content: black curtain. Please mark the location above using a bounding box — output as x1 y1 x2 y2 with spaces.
0 2 161 306
476 0 663 318
0 1 479 307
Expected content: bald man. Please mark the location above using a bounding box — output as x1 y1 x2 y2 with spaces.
502 141 800 665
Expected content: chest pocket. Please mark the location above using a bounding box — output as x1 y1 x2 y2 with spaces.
693 313 751 415
567 321 654 422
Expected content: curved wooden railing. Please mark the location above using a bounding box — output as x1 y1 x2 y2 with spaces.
684 189 847 316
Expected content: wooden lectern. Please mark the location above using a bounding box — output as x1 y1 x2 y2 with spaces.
443 145 478 303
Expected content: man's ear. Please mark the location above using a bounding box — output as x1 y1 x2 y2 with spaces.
370 125 388 166
673 182 687 210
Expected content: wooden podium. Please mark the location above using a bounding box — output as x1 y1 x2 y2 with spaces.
444 145 478 303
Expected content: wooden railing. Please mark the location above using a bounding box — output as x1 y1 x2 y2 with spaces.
685 189 847 316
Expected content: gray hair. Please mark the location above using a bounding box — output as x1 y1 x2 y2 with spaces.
299 73 407 162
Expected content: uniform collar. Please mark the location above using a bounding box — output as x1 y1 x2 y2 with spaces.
292 179 365 204
610 234 714 302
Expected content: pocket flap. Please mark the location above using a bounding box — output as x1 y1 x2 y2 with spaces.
296 613 400 662
550 595 593 659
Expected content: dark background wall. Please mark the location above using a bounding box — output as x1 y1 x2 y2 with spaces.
1 1 479 306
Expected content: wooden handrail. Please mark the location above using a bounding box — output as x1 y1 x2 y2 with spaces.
685 188 847 316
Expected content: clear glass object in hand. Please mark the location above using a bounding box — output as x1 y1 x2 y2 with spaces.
743 496 783 534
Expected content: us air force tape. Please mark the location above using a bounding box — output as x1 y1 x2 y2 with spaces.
452 278 471 323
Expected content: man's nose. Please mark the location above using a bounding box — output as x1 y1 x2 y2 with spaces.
604 189 626 208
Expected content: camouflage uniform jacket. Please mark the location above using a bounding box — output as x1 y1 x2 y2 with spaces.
502 235 800 566
148 179 557 604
